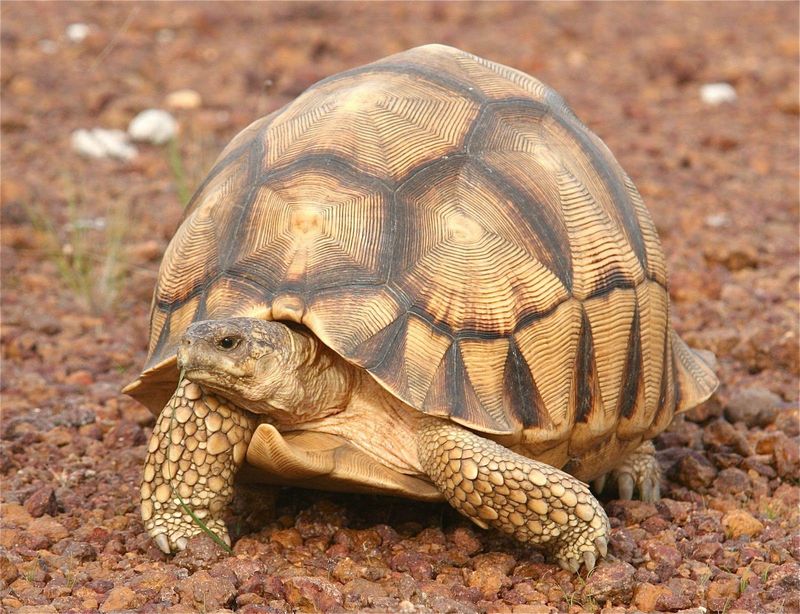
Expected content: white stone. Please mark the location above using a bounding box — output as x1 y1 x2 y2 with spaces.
704 213 730 228
166 89 202 110
66 23 90 43
92 129 138 160
71 128 137 161
128 109 178 145
700 83 737 106
71 130 106 158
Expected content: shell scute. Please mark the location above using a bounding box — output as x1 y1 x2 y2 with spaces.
264 71 480 181
232 165 392 292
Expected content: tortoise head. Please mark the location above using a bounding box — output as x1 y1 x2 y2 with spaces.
178 317 309 413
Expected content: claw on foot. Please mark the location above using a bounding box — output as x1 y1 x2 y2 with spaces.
596 441 662 503
593 474 607 494
583 551 596 572
154 533 170 554
594 536 608 558
618 473 635 500
640 476 660 502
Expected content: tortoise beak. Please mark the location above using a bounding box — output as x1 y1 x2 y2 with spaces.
175 340 192 371
177 336 222 371
176 338 210 375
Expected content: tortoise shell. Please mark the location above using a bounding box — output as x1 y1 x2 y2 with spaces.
125 44 717 455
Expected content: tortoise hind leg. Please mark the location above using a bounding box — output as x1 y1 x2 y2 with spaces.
593 441 661 502
417 419 609 572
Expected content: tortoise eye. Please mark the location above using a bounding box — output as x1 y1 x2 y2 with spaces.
217 336 240 351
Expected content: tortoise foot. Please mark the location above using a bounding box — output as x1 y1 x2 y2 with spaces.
418 419 610 573
151 517 230 554
141 378 256 553
594 441 661 502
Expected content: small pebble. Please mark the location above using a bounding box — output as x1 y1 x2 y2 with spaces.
166 89 203 110
713 467 751 496
704 213 730 228
725 387 782 427
722 509 764 538
28 516 68 543
703 419 752 456
100 586 137 612
282 575 343 611
700 82 738 105
173 534 227 572
65 23 90 43
634 582 670 612
24 486 57 518
65 369 94 387
128 109 178 145
582 560 636 603
657 577 697 610
71 128 137 161
0 555 19 586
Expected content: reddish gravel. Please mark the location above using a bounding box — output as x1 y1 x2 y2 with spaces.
1 3 798 613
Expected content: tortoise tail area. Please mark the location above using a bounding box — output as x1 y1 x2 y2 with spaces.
671 330 719 413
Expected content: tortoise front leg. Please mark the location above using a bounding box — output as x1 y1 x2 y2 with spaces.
417 419 609 572
141 378 257 553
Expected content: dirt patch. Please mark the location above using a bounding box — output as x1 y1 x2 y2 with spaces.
2 2 798 612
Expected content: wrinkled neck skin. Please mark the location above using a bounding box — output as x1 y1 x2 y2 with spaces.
232 331 357 427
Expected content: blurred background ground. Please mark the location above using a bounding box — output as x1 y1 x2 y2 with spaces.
1 2 798 613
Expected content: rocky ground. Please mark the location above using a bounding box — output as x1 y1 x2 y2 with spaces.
1 2 798 613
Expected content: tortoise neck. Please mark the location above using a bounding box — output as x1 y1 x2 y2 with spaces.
262 330 357 426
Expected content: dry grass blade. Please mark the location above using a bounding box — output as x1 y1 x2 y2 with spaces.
167 138 192 208
21 178 129 312
175 493 233 554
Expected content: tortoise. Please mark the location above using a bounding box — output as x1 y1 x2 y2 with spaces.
124 44 718 572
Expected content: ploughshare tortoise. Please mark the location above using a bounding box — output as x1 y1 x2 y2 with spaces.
124 44 718 572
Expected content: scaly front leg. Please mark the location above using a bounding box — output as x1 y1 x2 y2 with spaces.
417 418 609 572
141 377 257 553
